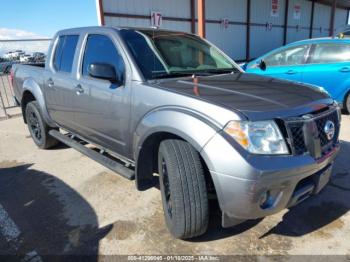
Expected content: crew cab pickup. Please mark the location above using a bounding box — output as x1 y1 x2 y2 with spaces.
12 26 341 239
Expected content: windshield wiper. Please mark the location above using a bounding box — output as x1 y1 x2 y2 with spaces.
151 72 194 79
198 68 239 74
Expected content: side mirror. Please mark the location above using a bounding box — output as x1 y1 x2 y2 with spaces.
258 60 267 71
88 63 120 84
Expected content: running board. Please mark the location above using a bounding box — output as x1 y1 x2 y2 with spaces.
49 130 135 180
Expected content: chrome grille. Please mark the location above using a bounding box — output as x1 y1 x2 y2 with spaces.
285 108 340 157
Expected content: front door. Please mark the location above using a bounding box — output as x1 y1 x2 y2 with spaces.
73 34 131 156
250 44 311 83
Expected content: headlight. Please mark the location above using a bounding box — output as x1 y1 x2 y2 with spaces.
224 120 289 155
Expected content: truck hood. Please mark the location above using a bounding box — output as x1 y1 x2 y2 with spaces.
155 73 333 120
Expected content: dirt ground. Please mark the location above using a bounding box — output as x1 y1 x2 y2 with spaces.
0 113 350 259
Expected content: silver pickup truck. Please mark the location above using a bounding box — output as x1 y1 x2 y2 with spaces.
12 26 341 239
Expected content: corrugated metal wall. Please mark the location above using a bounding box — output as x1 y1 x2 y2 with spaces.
249 0 286 58
103 0 192 32
204 0 247 60
286 0 312 44
101 0 349 61
312 3 331 38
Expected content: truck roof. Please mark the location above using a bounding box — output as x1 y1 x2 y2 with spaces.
55 26 189 36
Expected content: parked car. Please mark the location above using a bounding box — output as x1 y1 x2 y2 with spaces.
11 50 25 60
244 37 350 112
12 27 340 239
32 52 46 62
19 54 32 63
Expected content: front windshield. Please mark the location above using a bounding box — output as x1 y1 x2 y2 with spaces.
119 29 239 79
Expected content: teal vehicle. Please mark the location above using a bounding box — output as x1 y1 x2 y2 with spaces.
244 37 350 112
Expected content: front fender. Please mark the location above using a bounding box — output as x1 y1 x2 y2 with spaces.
23 78 55 127
133 107 221 160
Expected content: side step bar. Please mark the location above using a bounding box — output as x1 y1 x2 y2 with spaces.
49 130 135 180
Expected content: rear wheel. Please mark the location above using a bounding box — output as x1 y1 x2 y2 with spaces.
158 139 209 239
26 101 58 149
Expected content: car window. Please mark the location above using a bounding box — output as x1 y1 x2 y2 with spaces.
82 34 125 81
53 35 79 73
264 45 309 67
310 43 350 64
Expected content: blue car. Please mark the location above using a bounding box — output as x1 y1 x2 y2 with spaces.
244 37 350 112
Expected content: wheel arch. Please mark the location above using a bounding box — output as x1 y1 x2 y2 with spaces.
133 109 220 191
21 78 55 126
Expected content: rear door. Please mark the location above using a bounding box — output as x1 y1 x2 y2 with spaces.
73 33 131 156
44 34 79 128
302 42 350 103
248 44 310 83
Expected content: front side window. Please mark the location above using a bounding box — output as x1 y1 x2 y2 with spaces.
53 35 79 73
82 34 125 81
264 45 309 67
119 29 239 80
310 43 350 64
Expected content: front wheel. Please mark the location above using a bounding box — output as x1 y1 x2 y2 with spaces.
158 139 209 239
25 101 58 149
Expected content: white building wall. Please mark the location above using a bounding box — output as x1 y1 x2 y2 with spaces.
103 0 192 32
249 0 286 58
204 0 247 60
103 0 191 18
312 3 331 38
334 8 348 32
286 0 312 44
101 0 349 61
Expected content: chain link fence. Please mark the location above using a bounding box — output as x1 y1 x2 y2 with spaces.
0 39 51 120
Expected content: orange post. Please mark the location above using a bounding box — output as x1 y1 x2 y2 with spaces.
198 0 206 38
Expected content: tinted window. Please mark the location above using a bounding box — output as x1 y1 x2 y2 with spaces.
53 36 65 70
310 43 350 64
264 45 309 67
82 34 125 81
53 35 79 72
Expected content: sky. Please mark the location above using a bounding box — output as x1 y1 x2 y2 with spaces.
0 0 98 55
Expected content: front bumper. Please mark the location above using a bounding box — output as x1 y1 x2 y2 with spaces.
200 132 339 227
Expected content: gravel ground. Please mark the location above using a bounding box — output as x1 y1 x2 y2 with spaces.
0 114 349 259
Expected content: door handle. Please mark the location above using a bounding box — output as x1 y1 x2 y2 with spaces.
285 70 297 75
47 78 54 87
75 84 84 95
339 67 350 73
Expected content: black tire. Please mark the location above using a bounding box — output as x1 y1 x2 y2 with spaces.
345 93 350 114
158 139 209 239
25 101 58 149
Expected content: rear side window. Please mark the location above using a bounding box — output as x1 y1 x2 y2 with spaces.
82 34 125 80
310 43 350 64
53 35 79 73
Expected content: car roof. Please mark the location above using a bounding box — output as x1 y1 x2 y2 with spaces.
288 37 350 46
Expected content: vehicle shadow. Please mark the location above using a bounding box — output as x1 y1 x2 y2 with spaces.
192 140 350 241
0 162 113 260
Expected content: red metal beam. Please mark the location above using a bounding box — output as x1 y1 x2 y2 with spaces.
98 0 105 25
197 0 206 38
